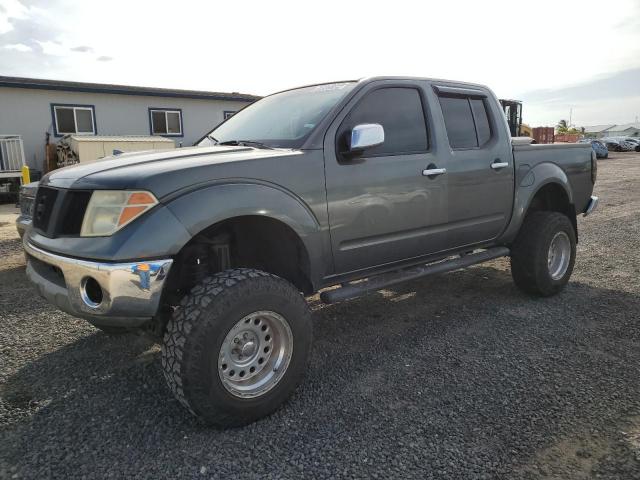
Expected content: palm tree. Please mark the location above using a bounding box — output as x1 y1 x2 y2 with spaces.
556 119 568 134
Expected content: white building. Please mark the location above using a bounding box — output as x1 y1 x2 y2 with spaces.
0 76 259 172
605 123 640 137
581 124 616 138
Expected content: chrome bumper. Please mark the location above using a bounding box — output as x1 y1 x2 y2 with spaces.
23 241 172 327
583 195 599 217
16 215 31 238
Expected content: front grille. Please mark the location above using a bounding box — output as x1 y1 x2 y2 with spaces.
33 187 59 232
32 186 92 237
58 190 92 235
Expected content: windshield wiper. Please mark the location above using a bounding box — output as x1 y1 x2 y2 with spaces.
217 140 274 150
206 134 218 143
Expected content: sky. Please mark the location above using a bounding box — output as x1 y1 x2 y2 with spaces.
1 0 639 127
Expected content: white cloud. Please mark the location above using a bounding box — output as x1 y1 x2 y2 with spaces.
2 0 639 125
35 40 67 56
3 42 31 52
0 0 28 34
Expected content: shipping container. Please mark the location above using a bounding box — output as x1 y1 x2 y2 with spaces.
532 127 555 144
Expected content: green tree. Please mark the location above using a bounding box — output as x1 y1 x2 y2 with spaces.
556 119 568 134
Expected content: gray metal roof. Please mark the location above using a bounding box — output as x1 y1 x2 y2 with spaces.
607 123 640 132
0 76 260 102
581 124 616 133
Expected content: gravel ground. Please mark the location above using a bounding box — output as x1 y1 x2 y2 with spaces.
1 152 640 479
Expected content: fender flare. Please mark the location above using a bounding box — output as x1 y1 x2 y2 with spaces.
165 181 327 286
501 162 574 244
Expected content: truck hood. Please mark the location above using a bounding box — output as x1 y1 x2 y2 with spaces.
41 145 303 199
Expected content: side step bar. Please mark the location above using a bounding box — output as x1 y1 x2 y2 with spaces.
320 247 510 304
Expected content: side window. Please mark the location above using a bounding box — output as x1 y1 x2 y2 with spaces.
438 96 477 148
341 87 428 156
470 98 491 146
439 95 493 149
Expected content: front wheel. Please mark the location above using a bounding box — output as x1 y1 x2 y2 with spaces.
161 268 312 427
510 211 576 296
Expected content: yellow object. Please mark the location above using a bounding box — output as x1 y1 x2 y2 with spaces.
21 165 30 184
520 123 533 137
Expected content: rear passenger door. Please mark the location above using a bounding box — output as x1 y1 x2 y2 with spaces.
435 87 514 248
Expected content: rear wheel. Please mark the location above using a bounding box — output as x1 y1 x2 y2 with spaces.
161 268 312 427
510 211 576 296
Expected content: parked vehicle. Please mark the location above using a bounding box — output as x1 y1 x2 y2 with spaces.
578 139 609 159
16 181 37 238
616 137 640 152
21 77 598 427
602 137 636 152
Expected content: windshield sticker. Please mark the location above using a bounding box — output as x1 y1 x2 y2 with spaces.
313 83 350 92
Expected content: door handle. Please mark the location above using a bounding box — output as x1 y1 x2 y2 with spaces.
422 167 446 177
491 160 509 170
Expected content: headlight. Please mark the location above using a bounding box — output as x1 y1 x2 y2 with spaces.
81 190 158 237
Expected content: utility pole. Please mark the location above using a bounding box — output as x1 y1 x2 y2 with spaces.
569 107 573 128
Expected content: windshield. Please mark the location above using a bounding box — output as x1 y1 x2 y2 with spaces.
198 82 356 148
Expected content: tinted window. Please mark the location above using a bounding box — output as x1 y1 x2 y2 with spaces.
75 109 94 133
167 112 181 134
342 87 428 156
438 96 477 148
151 111 167 134
470 98 491 145
53 106 96 135
55 108 76 134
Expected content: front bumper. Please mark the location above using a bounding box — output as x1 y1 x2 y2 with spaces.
583 195 599 217
16 215 31 238
24 240 172 327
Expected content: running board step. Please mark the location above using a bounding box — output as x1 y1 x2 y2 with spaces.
320 247 510 304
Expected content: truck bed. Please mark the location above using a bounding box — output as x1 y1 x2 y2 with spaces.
512 142 593 214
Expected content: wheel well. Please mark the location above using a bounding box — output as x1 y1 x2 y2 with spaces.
526 183 577 239
164 216 313 304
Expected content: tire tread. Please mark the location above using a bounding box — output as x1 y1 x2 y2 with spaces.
161 268 310 427
510 211 576 296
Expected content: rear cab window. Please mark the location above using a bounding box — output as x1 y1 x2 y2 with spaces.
438 93 493 149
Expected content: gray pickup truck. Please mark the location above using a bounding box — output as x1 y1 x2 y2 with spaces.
22 77 598 427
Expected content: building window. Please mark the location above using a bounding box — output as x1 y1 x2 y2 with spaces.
52 105 96 136
149 109 183 136
224 111 236 120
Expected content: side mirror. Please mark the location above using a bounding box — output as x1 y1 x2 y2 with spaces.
349 123 384 152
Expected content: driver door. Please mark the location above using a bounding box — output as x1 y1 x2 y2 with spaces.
324 82 449 274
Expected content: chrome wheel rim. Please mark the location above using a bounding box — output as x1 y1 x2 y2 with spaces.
218 311 293 398
547 231 571 280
